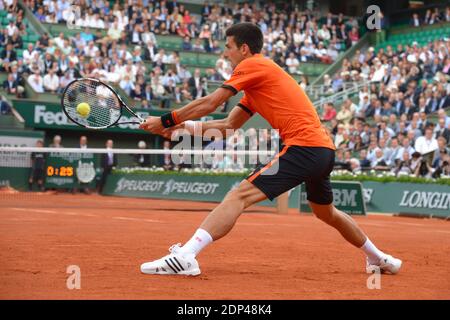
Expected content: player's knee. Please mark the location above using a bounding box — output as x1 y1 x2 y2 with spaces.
224 187 252 210
310 203 336 224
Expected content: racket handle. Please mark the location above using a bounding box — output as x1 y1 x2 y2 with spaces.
115 121 143 125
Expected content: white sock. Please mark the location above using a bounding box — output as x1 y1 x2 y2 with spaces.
360 238 385 264
180 228 213 257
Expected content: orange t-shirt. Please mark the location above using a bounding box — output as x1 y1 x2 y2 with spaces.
222 54 335 150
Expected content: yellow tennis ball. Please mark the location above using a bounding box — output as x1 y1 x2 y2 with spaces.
76 102 91 118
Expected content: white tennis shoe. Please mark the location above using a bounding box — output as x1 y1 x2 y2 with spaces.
366 254 402 274
140 243 201 276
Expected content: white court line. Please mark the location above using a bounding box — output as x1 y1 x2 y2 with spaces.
355 221 387 227
9 207 98 218
8 208 161 223
423 230 450 234
395 222 427 227
10 208 58 214
113 216 162 223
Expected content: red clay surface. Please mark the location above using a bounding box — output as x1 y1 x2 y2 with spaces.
0 192 449 300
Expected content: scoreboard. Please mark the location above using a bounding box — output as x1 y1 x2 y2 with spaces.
44 151 99 189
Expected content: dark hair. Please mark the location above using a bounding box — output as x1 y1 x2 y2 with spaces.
225 23 263 54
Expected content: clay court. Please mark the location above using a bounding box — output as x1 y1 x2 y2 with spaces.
0 192 449 300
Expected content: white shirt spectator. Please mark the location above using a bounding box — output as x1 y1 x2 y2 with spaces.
23 47 38 65
6 23 18 37
28 74 44 93
317 27 331 41
108 24 122 40
106 67 121 84
327 47 339 61
75 17 88 28
371 63 385 82
165 53 178 65
62 6 76 23
84 44 100 58
414 135 438 155
45 14 57 23
53 35 65 48
162 73 180 87
43 72 59 92
315 47 328 60
293 30 303 45
153 51 169 64
396 145 415 160
286 56 300 74
141 32 157 46
89 16 105 29
59 74 74 88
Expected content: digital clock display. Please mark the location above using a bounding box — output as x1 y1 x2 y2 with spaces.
46 166 74 177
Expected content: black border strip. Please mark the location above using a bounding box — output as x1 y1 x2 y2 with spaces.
236 103 254 116
220 84 238 95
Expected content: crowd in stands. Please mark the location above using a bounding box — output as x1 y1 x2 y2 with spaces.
410 7 450 27
1 0 363 110
320 10 450 178
1 1 449 178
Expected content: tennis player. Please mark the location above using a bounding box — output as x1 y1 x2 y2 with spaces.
139 23 402 276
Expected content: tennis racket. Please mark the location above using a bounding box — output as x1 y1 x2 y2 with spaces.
61 78 145 130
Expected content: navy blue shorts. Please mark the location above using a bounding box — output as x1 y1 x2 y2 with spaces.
246 146 335 205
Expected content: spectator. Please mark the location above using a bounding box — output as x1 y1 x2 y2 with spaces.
27 70 44 93
160 140 174 170
358 149 371 168
3 72 24 98
410 13 421 27
192 38 205 52
393 151 413 175
336 102 353 125
386 137 402 167
348 27 359 46
134 140 151 167
49 135 63 148
28 140 46 192
98 139 117 193
414 127 438 156
285 52 300 74
371 148 389 169
415 157 434 178
321 102 337 121
432 150 450 178
434 136 450 159
43 68 59 93
182 36 192 51
0 95 12 114
0 43 17 67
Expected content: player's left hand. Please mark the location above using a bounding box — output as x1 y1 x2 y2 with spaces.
140 116 165 136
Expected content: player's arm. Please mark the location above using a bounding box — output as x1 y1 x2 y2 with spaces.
173 87 235 122
139 88 234 135
176 104 252 136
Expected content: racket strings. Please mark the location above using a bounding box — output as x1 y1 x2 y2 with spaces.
63 79 122 128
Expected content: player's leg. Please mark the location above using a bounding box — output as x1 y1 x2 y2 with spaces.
199 179 267 240
306 179 402 274
308 201 366 247
140 180 267 276
174 179 266 258
177 146 294 256
140 146 293 276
